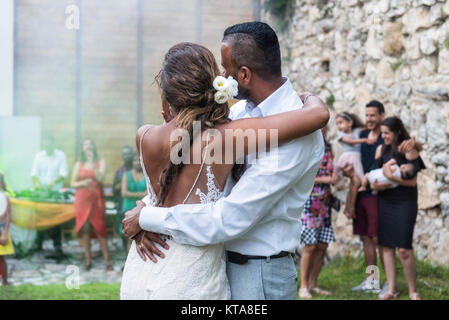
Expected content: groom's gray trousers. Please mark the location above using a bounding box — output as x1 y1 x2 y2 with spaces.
226 253 297 300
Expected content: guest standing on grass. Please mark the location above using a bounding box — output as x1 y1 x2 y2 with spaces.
344 101 420 294
0 173 14 286
71 138 112 271
333 112 376 218
371 117 425 300
113 145 134 241
299 127 337 299
120 153 147 250
347 100 385 293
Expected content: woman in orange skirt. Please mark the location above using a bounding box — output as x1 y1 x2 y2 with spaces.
71 139 112 270
0 173 14 285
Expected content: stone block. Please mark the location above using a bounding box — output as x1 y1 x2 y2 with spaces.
354 86 372 105
413 0 437 6
438 48 449 74
402 7 431 34
428 229 449 265
430 3 445 24
375 58 397 87
441 192 449 215
418 171 442 209
404 35 422 59
383 21 404 56
420 34 438 55
444 0 449 15
365 27 383 60
411 56 438 78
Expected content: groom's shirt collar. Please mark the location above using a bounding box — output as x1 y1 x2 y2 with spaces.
241 77 296 118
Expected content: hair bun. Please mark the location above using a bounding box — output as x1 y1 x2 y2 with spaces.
204 89 216 105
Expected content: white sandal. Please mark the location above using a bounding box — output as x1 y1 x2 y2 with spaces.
378 291 399 300
310 287 332 296
410 292 422 300
298 288 312 299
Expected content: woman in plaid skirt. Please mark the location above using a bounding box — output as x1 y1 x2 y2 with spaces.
299 127 337 299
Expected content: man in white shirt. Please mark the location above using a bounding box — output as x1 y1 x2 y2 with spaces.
123 22 326 299
31 136 68 192
31 136 68 259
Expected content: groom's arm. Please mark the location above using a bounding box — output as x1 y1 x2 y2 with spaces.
139 133 324 246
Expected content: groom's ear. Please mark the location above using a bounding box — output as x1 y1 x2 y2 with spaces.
238 66 252 86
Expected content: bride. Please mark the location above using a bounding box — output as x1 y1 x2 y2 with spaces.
120 42 328 299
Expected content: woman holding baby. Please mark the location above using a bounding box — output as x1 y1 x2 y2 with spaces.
370 116 426 300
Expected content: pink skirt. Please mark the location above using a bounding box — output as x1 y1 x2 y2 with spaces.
336 152 364 181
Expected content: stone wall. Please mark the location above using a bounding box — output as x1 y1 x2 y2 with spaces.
270 0 449 266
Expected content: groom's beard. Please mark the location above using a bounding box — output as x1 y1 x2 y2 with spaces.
235 86 251 101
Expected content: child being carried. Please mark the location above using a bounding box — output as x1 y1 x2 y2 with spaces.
333 112 376 218
359 159 417 194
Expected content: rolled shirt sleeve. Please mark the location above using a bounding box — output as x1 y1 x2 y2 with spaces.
138 134 323 247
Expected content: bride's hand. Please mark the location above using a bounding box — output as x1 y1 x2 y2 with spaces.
122 201 145 239
135 231 169 263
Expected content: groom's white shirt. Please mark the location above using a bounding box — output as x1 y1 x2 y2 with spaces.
139 77 324 256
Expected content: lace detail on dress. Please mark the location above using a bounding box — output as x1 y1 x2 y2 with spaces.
143 176 158 207
195 166 224 204
121 129 229 300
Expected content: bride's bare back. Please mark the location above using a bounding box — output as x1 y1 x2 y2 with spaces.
137 121 233 207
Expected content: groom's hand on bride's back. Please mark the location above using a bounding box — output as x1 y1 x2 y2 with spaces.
122 200 169 263
135 231 169 263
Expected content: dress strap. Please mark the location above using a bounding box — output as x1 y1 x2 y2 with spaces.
139 126 157 197
182 134 210 204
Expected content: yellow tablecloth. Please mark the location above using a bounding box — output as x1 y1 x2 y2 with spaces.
0 233 14 255
10 198 75 231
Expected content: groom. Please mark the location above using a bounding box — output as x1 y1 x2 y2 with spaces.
123 21 328 299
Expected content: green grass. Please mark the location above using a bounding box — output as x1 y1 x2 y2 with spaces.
298 255 449 300
0 283 120 300
1 255 448 300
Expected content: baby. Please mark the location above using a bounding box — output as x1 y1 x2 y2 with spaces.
359 161 416 193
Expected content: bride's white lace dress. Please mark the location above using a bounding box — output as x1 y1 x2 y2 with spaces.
120 130 230 300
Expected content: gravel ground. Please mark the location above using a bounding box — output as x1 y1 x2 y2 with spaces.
2 238 128 286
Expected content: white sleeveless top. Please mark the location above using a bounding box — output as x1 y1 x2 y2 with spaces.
120 127 229 300
0 192 7 218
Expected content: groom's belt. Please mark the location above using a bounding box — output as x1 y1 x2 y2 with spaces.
227 250 292 265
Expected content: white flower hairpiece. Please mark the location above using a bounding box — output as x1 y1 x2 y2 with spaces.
213 76 238 104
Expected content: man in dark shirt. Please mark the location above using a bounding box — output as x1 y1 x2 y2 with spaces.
349 101 385 293
345 100 418 294
113 145 134 248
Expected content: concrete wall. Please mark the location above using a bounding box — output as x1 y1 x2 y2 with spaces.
13 0 256 185
0 0 14 117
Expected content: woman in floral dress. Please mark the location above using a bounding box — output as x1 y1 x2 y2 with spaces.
299 127 337 299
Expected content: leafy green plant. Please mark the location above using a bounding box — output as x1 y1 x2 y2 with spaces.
326 93 335 110
443 33 449 49
263 0 290 32
388 60 402 71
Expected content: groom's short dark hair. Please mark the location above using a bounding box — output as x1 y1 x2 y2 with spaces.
223 22 281 79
